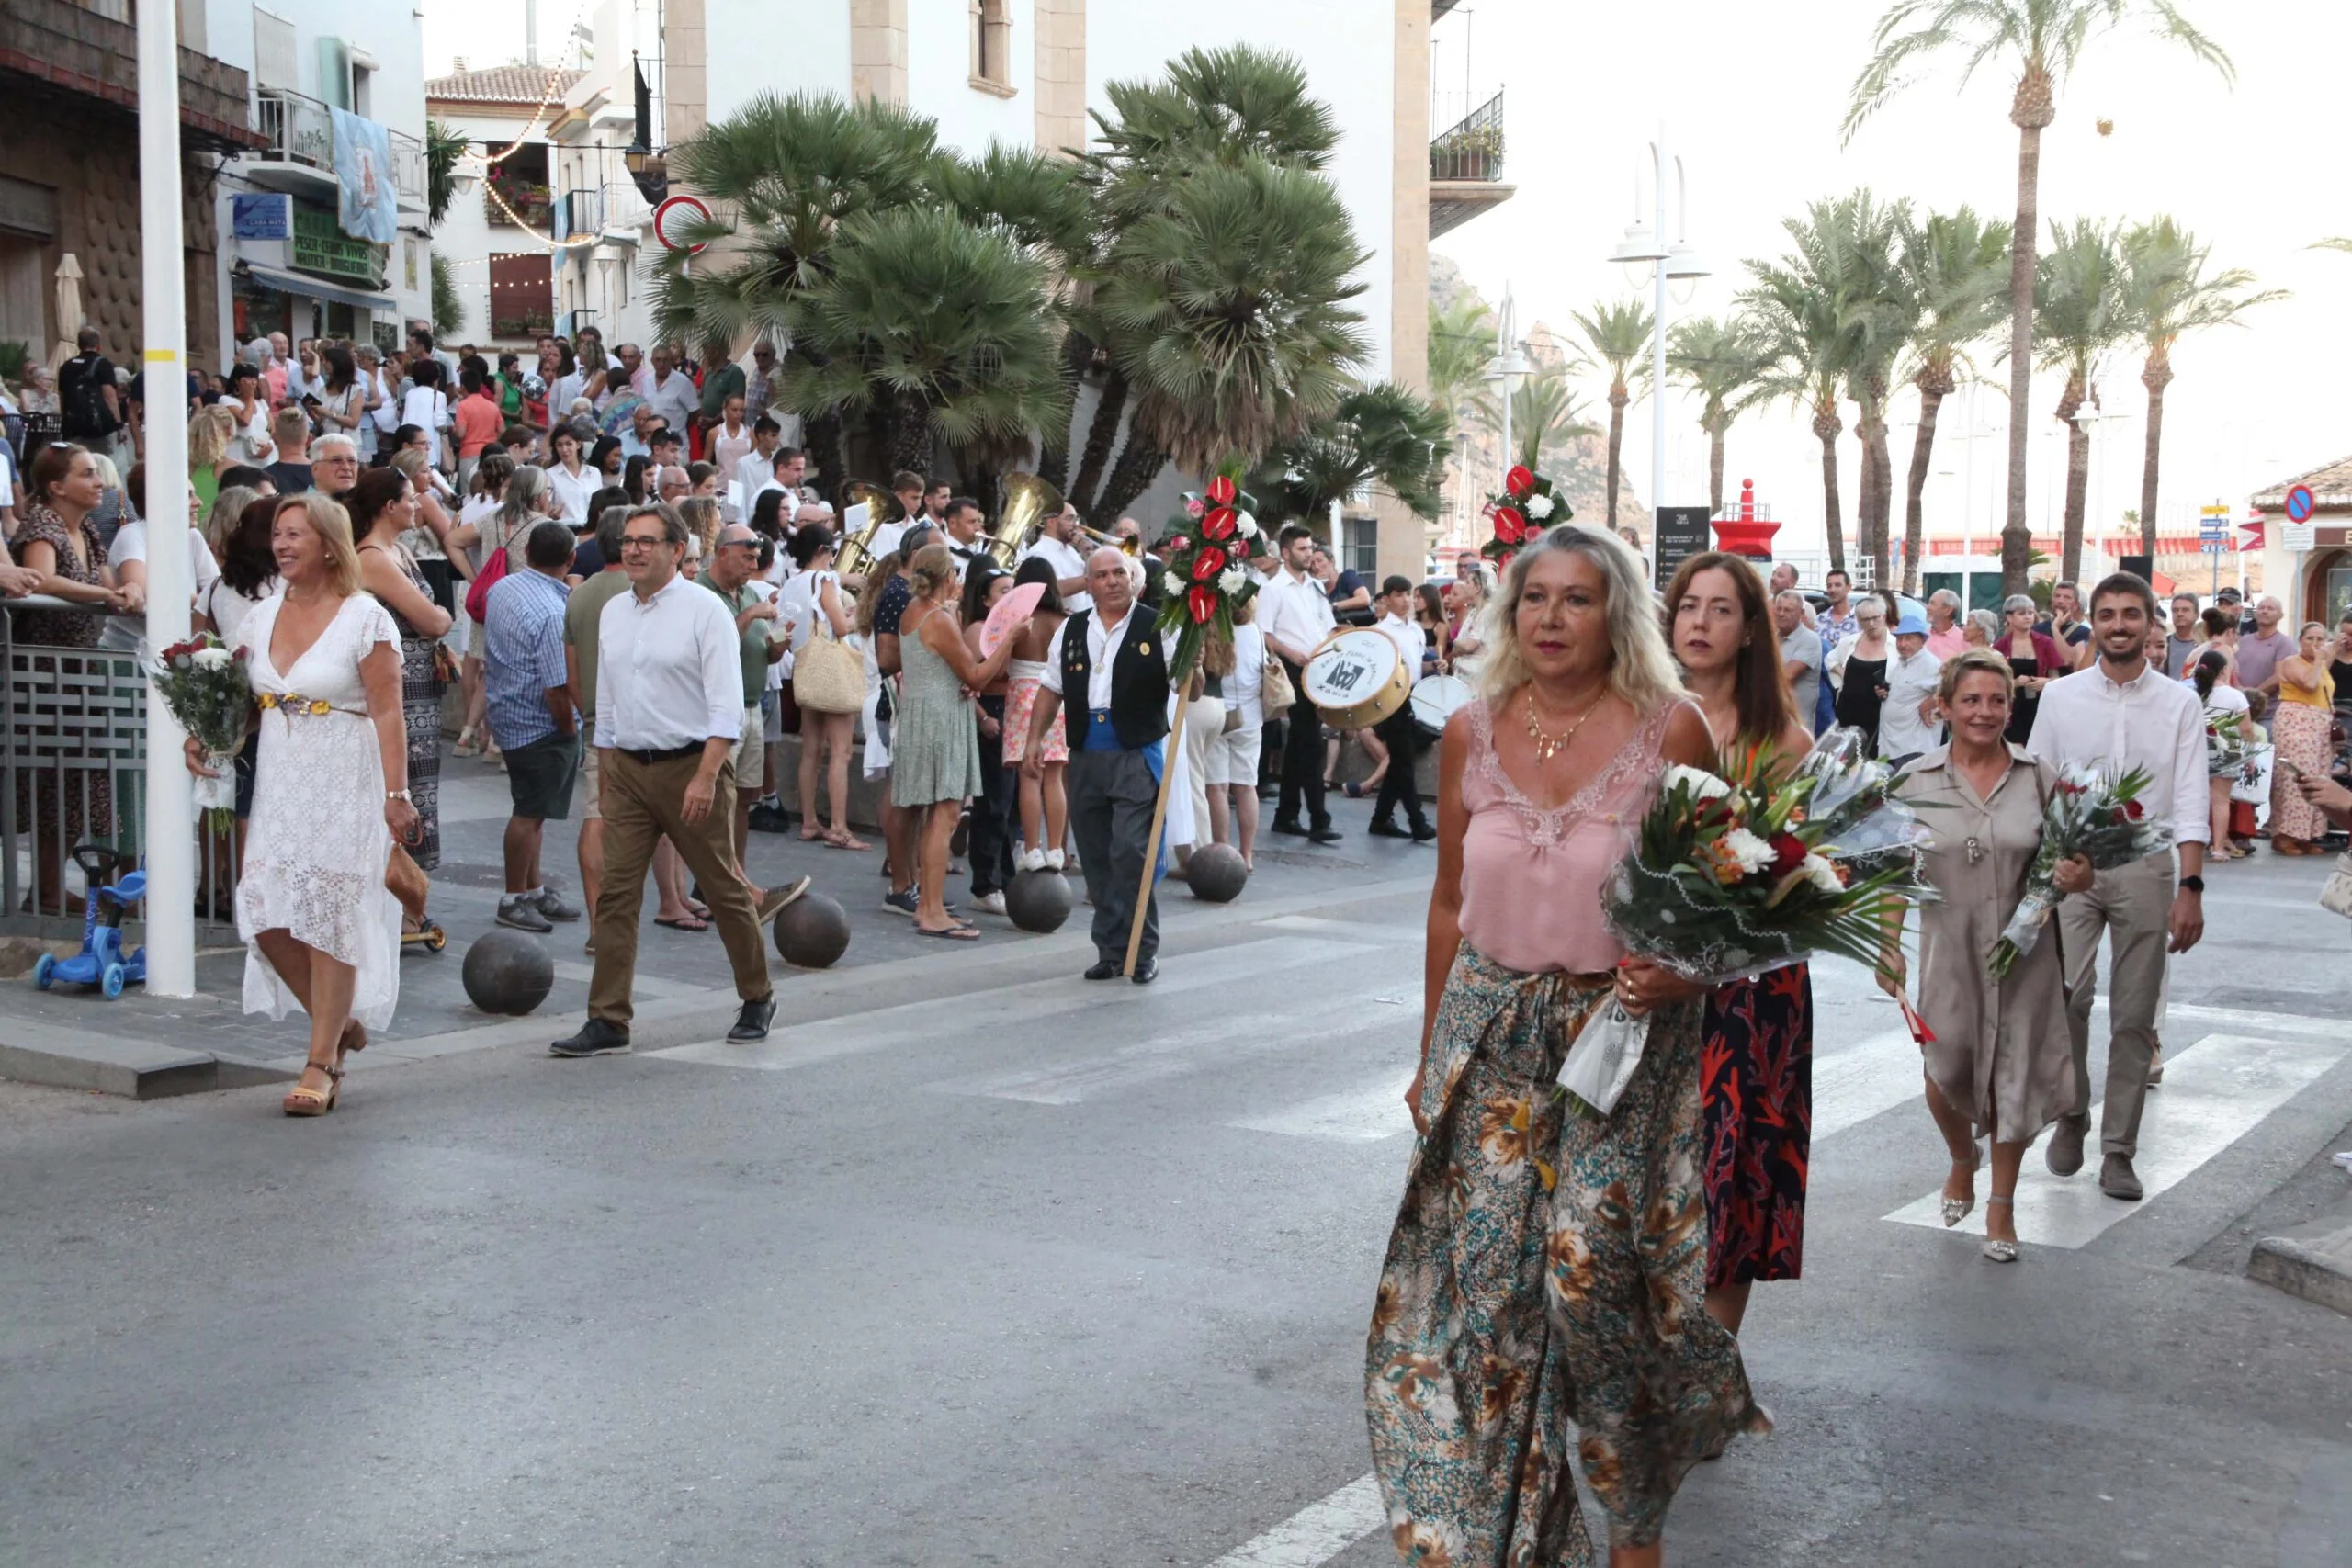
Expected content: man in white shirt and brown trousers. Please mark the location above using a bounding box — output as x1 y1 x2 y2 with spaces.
2027 570 2207 1201
552 502 808 1057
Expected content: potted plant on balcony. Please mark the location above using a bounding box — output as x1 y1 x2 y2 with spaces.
1431 121 1503 182
486 167 555 229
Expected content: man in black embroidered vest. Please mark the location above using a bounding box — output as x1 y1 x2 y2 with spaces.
1022 548 1170 983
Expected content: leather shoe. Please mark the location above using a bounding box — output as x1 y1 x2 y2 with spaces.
2098 1153 2143 1201
1366 819 1411 840
1410 823 1438 842
1308 826 1343 845
1269 818 1310 838
1084 958 1122 981
727 996 776 1043
1130 956 1158 985
549 1018 632 1057
2044 1113 2088 1177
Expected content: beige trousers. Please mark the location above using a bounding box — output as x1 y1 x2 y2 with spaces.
2056 851 2174 1159
587 749 769 1026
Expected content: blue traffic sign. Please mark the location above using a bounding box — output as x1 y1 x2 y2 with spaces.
2285 484 2315 523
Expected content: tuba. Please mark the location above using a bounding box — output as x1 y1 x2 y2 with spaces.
987 472 1062 569
831 479 900 579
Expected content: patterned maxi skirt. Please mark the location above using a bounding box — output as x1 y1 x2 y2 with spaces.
398 630 443 871
1365 944 1767 1564
1700 964 1814 1288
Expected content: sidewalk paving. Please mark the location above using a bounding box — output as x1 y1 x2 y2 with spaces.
3 762 1438 1090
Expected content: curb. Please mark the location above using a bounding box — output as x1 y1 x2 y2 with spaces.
2248 1215 2352 1318
0 1018 298 1100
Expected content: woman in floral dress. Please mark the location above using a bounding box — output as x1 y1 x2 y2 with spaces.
1367 524 1766 1568
1661 552 1817 1337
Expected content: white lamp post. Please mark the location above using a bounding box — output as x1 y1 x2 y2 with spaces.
1482 285 1534 495
1605 124 1707 581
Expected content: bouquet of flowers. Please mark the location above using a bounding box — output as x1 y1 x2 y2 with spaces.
1479 463 1569 566
2205 708 2269 779
1987 763 2173 978
1156 470 1262 681
148 632 254 830
1559 738 1937 1116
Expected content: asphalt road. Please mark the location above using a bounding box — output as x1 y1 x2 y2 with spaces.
4 817 2349 1567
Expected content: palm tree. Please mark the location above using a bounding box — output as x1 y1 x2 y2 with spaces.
1845 0 2234 594
1426 295 1496 531
1895 206 2011 592
1253 381 1453 524
775 207 1069 476
1835 194 1917 590
1668 315 1772 517
1067 44 1340 515
2119 217 2283 558
1743 201 1874 578
425 120 468 228
2031 219 2130 581
1471 364 1600 472
1089 156 1370 518
1570 298 1653 531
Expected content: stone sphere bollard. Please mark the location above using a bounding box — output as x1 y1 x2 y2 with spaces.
461 928 555 1016
1003 867 1075 933
1184 841 1250 903
774 891 851 969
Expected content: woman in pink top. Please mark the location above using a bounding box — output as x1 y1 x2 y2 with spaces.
1366 521 1768 1568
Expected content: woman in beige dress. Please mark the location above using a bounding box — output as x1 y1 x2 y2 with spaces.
1883 649 2092 1262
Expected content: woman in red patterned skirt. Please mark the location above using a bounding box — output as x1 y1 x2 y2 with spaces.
1663 552 1817 1336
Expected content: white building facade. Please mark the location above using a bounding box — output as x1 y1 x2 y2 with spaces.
426 64 582 349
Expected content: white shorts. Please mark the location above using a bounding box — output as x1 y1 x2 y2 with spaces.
1206 720 1261 787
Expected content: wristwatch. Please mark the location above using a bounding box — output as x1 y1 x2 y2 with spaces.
387 788 413 803
2177 874 2204 894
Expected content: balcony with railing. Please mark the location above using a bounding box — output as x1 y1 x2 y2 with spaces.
0 0 261 151
250 88 427 213
1429 88 1514 239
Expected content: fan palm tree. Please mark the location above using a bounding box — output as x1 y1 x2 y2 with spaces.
1470 365 1600 473
775 207 1068 476
425 120 468 228
1570 298 1653 530
1428 295 1497 427
1089 156 1370 518
1067 44 1339 515
2031 219 2131 581
1844 0 2234 594
1668 315 1772 517
1253 381 1453 524
2118 217 2283 558
1743 200 1878 578
1895 206 2011 592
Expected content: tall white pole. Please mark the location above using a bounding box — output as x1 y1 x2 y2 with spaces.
138 0 194 997
1649 124 1669 576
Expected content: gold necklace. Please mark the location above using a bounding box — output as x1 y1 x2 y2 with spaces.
1524 688 1604 763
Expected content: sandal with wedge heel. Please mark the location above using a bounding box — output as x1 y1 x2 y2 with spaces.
281 1059 345 1117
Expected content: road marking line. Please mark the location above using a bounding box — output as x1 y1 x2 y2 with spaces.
1229 1068 1417 1142
1205 1473 1385 1568
1809 1029 1927 1140
646 936 1374 1071
1884 1032 2348 1248
1259 914 1418 943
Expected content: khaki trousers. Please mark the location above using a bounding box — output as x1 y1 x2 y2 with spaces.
587 748 770 1026
2057 852 2174 1159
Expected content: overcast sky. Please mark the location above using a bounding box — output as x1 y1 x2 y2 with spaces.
1430 0 2345 555
425 1 2341 554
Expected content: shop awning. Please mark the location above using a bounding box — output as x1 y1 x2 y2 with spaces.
237 263 395 315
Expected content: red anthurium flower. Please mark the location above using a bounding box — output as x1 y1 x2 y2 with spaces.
1191 546 1228 581
1493 506 1525 543
1505 465 1534 499
1186 584 1217 624
1205 475 1237 505
1202 506 1238 540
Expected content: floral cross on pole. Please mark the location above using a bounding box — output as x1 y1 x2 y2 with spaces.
1155 468 1262 682
1480 462 1570 567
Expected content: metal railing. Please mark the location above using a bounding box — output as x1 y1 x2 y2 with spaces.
253 88 428 209
3 600 241 946
1430 88 1506 183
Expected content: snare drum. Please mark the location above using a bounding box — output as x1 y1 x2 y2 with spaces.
1408 673 1475 741
1303 628 1410 728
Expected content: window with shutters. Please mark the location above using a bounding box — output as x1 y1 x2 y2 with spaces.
253 10 299 94
969 0 1014 95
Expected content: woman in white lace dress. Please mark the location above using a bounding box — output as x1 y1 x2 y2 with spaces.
187 492 417 1116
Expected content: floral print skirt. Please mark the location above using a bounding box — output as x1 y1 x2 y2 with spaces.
1700 964 1814 1289
1365 943 1766 1564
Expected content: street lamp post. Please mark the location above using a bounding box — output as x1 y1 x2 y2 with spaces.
1605 124 1706 582
1482 285 1533 510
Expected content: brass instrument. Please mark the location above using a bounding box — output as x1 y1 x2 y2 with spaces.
832 479 900 579
986 471 1061 569
1076 520 1142 558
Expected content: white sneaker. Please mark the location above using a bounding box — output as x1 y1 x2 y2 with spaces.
975 890 1008 915
1018 847 1045 873
1045 848 1066 871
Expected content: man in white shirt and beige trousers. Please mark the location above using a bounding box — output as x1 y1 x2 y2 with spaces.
2026 571 2207 1201
553 502 807 1057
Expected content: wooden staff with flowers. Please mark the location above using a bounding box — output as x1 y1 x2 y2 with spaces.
1119 468 1262 976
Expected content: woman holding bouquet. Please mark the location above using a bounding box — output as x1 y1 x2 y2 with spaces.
2188 649 2252 858
186 493 415 1115
1885 650 2089 1260
1662 552 1816 1337
1368 522 1765 1568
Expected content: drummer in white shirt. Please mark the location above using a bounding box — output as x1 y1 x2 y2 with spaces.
1366 576 1435 841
